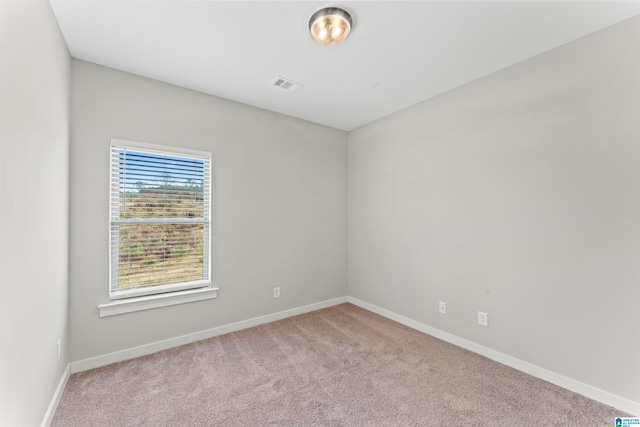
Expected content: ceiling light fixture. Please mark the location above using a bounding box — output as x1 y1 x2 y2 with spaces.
309 7 353 46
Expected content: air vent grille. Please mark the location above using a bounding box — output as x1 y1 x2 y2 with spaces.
272 76 303 92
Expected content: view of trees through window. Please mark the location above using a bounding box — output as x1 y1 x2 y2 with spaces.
112 147 209 293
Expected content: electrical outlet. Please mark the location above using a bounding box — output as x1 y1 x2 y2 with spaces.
438 302 446 314
273 287 280 298
57 339 61 361
478 311 488 327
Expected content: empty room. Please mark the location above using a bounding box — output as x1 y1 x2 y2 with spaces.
1 0 639 426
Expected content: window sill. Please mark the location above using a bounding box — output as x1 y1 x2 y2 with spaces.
98 287 218 317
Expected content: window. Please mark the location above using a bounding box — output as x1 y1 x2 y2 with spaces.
109 139 211 300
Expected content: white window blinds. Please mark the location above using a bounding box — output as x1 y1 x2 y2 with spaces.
109 140 211 299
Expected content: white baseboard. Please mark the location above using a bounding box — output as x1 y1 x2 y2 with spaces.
347 296 640 417
71 296 348 373
41 363 70 427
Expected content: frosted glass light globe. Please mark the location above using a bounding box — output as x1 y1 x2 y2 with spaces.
309 8 352 46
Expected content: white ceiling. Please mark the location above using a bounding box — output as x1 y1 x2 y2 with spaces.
49 1 640 131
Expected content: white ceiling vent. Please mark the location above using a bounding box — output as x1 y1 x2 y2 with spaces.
272 76 303 92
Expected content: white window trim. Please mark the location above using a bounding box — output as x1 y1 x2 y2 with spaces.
98 287 219 317
107 138 214 305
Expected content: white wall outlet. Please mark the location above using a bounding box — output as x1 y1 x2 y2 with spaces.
57 339 61 360
478 311 488 327
438 302 446 314
273 287 280 298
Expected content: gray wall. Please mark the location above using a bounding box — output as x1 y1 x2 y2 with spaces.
69 60 348 362
348 16 640 404
0 0 71 425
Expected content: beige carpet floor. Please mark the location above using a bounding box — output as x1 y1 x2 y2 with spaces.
53 303 627 426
